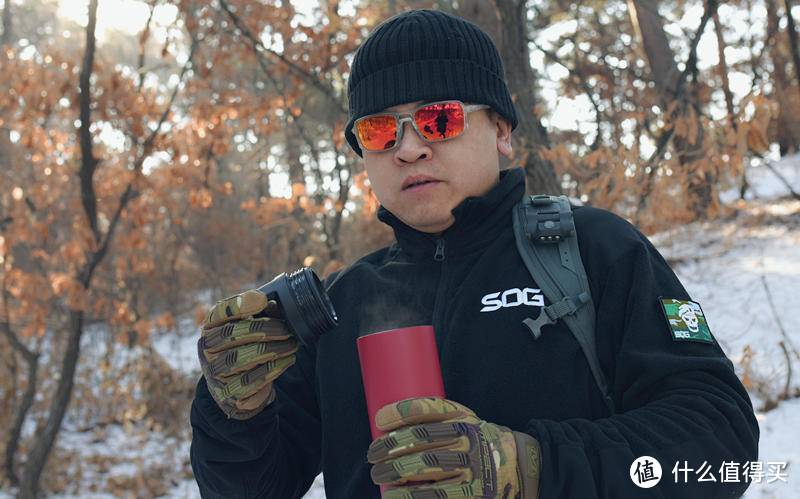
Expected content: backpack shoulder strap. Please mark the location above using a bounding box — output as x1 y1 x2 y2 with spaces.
512 194 616 415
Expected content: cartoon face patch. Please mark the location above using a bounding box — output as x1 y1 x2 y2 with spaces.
659 298 714 344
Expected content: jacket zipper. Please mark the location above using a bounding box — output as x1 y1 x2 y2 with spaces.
432 237 448 350
434 238 445 261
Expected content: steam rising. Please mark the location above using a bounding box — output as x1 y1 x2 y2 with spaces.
358 276 431 337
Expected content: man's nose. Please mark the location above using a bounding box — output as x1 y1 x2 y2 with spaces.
394 120 431 163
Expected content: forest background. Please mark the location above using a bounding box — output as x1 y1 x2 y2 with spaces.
1 0 799 497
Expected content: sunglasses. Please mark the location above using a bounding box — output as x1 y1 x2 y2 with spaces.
352 100 490 152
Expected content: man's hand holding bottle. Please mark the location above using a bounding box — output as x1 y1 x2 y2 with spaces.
198 289 298 420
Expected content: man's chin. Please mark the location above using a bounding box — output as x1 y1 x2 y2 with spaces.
400 213 455 234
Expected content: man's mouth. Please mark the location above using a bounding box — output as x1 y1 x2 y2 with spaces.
402 175 441 191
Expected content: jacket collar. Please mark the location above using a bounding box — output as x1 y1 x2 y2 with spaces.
377 168 526 260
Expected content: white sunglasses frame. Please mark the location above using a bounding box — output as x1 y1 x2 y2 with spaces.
352 100 490 152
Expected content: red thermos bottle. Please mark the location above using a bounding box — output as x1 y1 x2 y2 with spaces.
357 325 446 439
357 325 446 495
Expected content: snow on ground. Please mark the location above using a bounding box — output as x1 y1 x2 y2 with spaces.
51 424 191 498
720 155 800 204
2 157 799 498
655 156 800 498
152 315 203 378
653 198 800 398
654 203 800 498
747 397 800 498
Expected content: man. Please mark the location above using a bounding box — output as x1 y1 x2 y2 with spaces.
190 9 759 498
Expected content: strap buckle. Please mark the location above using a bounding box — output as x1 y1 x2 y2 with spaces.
522 293 590 340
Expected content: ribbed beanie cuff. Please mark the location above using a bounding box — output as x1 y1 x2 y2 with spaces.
345 9 518 157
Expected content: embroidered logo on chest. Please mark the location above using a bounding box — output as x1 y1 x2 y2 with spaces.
479 287 545 313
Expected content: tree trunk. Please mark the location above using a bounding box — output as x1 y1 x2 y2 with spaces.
712 9 750 198
1 0 12 180
285 124 307 269
628 0 713 218
770 0 799 155
713 10 736 131
457 0 561 194
325 159 352 262
0 316 40 487
256 162 272 283
17 312 83 498
784 0 800 101
1 0 11 46
627 0 680 95
3 344 38 487
286 125 306 201
17 2 99 496
0 127 13 200
257 161 271 200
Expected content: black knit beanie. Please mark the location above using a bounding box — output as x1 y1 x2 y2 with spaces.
345 9 518 157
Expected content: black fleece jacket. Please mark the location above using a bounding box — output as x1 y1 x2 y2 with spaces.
190 167 759 498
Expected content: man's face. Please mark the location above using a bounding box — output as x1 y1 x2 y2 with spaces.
361 101 513 234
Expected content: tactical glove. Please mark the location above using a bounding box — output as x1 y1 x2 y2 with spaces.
198 289 298 420
367 397 541 499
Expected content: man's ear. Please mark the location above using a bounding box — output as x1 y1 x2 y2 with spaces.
494 113 513 159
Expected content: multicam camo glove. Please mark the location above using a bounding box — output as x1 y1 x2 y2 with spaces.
367 397 541 499
198 289 298 420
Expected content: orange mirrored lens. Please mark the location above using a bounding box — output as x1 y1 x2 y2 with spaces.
356 115 398 151
414 102 465 142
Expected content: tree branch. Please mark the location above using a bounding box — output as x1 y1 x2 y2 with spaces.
14 4 99 483
78 0 100 244
292 118 325 192
763 160 800 200
2 0 12 46
778 341 794 400
528 35 604 150
635 0 719 220
82 34 198 287
784 0 800 103
136 0 157 92
0 318 36 365
217 0 346 114
761 275 800 361
142 34 198 152
671 1 718 100
0 279 39 487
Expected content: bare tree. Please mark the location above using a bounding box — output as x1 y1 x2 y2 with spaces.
767 0 798 155
457 0 561 194
1 0 11 46
713 10 736 131
0 5 36 485
784 0 800 101
0 314 39 487
218 0 359 267
16 0 196 493
628 0 681 95
1 205 45 488
1 0 13 204
628 0 718 219
15 2 101 495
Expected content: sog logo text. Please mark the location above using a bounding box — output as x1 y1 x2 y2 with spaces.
480 287 544 312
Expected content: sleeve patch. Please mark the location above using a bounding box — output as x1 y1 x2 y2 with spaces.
659 298 714 344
